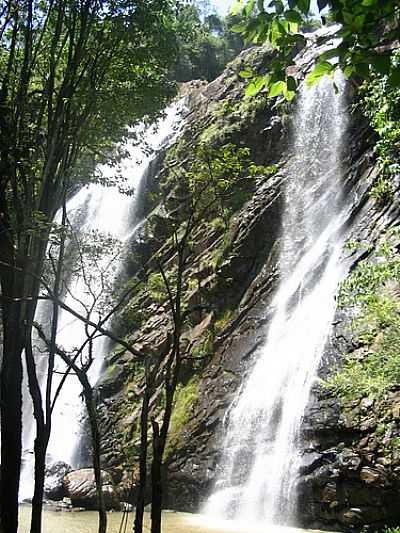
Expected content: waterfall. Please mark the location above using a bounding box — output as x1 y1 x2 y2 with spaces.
19 102 183 501
205 75 350 525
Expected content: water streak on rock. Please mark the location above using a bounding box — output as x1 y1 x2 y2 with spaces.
205 75 350 525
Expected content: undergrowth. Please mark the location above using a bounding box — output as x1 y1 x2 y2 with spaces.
326 233 400 402
360 51 400 205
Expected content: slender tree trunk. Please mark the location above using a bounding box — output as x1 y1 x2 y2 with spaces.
25 339 47 533
30 197 67 533
30 435 48 533
150 420 163 533
85 387 107 533
134 388 150 533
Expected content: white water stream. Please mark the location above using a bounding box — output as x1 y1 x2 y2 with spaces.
205 75 350 525
20 102 183 501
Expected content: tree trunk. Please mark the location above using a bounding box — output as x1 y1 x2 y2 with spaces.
85 388 107 533
30 435 48 533
0 308 23 533
0 253 26 533
150 420 163 533
134 389 150 533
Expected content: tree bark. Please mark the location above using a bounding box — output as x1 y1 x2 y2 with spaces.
0 302 24 533
150 419 163 533
85 387 107 533
134 387 150 533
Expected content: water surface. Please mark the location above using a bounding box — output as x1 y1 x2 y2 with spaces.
18 508 324 533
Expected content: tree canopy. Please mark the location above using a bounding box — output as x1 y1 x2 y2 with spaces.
173 3 245 81
0 1 180 531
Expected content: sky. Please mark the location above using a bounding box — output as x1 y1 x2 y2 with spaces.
210 0 232 15
210 0 321 16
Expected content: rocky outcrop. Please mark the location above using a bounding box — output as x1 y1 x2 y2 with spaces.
64 469 119 510
299 387 400 530
44 461 71 501
96 43 289 480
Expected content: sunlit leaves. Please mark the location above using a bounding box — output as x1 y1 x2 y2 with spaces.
243 71 297 101
245 75 269 96
229 0 400 100
239 67 255 79
306 61 335 86
230 0 246 16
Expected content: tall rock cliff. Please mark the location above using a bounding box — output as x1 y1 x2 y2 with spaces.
96 30 400 531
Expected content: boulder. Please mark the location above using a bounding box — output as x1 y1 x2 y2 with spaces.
44 461 71 501
360 466 387 487
64 469 119 510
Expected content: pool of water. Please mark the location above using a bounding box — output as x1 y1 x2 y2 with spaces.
18 507 325 533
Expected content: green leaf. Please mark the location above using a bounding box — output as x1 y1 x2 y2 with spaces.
230 0 245 16
306 61 334 86
245 74 268 97
284 9 302 23
230 21 248 33
342 11 353 25
257 0 265 12
268 80 286 97
319 47 341 61
274 0 284 15
362 0 376 5
245 0 256 16
284 88 296 101
343 65 355 78
354 14 365 31
239 68 255 79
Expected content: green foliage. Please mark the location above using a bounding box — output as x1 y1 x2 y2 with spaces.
327 235 400 402
338 236 400 308
164 379 199 457
370 176 395 205
360 54 400 204
183 142 275 225
326 295 400 401
229 0 400 99
214 308 233 332
147 272 170 303
191 331 215 361
173 5 245 82
0 0 180 288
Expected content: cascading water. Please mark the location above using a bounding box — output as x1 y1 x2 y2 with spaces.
19 102 183 501
205 74 350 525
